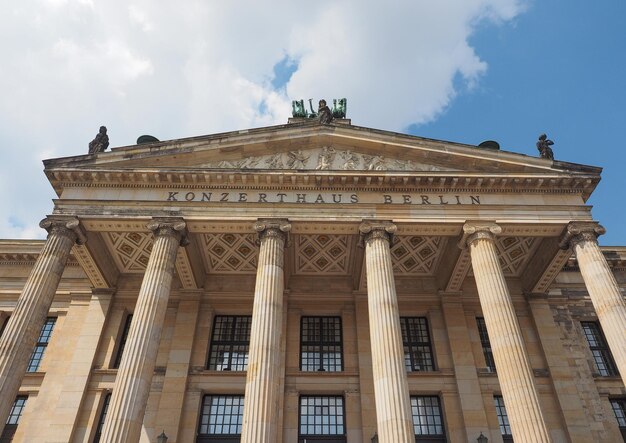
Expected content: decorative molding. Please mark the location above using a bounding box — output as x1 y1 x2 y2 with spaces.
197 147 451 172
103 232 152 273
559 221 605 250
40 216 87 245
359 220 397 246
459 222 501 248
390 236 446 276
495 236 541 277
147 218 188 246
446 248 472 292
253 219 291 245
175 248 197 289
295 234 353 275
72 244 109 288
201 233 258 274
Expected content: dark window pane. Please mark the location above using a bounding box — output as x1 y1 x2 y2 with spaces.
113 314 133 369
93 393 111 443
494 396 513 439
299 396 346 440
411 396 445 439
197 395 244 440
610 398 626 442
581 322 618 377
27 318 56 372
300 317 343 372
477 317 496 372
401 318 434 372
207 316 252 371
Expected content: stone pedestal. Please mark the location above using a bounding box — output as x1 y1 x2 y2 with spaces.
462 222 552 443
240 219 290 443
101 218 187 443
359 221 414 443
0 216 85 436
561 222 626 387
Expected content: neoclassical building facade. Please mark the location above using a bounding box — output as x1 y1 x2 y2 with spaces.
0 118 624 442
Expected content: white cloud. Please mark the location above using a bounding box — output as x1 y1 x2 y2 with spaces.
0 0 526 238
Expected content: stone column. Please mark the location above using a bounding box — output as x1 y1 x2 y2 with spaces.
560 222 626 386
101 218 187 443
359 221 414 443
0 216 86 436
461 222 552 443
240 219 290 443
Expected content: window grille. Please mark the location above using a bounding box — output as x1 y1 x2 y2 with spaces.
476 317 496 372
27 317 56 372
93 393 111 443
207 316 252 371
401 317 435 372
494 395 513 442
581 321 618 376
197 395 244 442
610 398 626 441
299 396 346 442
113 314 133 369
300 316 343 372
0 396 27 443
410 396 446 441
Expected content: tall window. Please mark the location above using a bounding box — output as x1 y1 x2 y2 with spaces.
581 321 618 376
93 393 111 443
610 398 626 441
27 317 56 372
476 317 496 372
113 314 133 369
401 317 434 372
207 316 252 371
410 396 446 441
299 396 346 443
300 316 343 372
197 395 243 442
494 396 513 442
0 396 27 443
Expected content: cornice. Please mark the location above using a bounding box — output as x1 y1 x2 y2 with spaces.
45 168 599 199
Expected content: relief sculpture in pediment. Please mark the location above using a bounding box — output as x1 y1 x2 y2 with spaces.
201 147 452 172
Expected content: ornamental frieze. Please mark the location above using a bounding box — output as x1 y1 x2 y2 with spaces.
199 147 454 172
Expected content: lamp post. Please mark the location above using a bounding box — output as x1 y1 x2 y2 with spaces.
156 430 168 443
477 432 488 443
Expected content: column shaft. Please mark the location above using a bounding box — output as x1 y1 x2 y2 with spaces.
101 219 186 443
360 222 414 443
0 216 84 436
573 238 626 386
241 219 290 442
466 224 552 443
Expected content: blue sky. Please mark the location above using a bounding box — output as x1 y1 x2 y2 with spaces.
416 0 626 244
0 0 623 244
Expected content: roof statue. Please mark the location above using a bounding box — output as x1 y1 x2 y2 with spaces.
291 98 347 121
88 126 109 154
537 133 554 160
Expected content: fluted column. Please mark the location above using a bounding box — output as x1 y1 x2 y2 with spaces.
101 218 187 443
359 221 414 443
462 222 552 443
0 216 86 436
560 222 626 386
240 219 290 443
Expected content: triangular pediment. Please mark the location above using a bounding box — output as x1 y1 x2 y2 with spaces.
45 122 600 175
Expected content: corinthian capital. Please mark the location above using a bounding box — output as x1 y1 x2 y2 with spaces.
253 219 291 245
459 221 501 249
39 216 87 245
147 218 189 246
559 221 605 250
359 220 397 246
